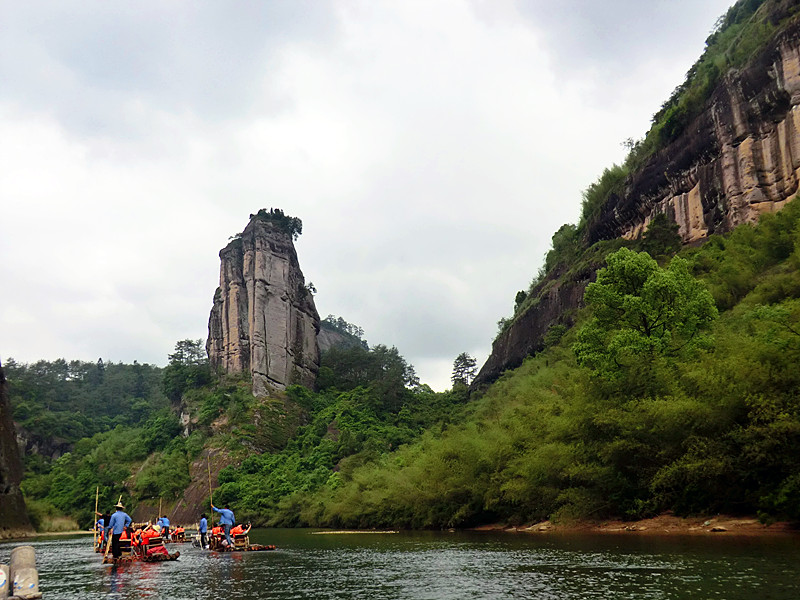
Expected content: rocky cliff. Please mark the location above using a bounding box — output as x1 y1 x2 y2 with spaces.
0 361 32 538
588 13 800 245
474 275 590 388
476 4 800 388
207 216 320 395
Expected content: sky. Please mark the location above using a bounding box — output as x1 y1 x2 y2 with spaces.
1 0 736 391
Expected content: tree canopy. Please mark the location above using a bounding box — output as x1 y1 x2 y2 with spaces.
573 248 718 381
251 208 303 240
451 352 477 388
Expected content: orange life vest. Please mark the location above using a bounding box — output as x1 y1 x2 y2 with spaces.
141 528 159 544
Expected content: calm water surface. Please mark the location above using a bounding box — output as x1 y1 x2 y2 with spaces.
1 529 799 599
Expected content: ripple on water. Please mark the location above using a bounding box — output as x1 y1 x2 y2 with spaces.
1 531 799 600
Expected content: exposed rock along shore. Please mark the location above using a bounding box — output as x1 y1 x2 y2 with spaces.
472 514 799 536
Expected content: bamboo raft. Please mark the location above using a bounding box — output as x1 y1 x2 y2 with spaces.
207 532 276 552
99 536 181 564
102 550 180 565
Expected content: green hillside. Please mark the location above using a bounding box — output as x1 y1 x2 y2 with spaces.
279 199 800 528
9 199 800 530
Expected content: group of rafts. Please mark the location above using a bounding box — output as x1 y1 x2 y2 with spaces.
96 521 276 565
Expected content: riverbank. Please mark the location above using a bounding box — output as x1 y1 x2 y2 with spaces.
472 513 799 536
0 529 92 541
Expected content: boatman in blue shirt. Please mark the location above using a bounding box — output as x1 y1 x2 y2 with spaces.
211 504 235 548
105 500 132 559
198 514 208 549
160 515 171 541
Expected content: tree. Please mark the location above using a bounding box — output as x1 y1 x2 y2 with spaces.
162 339 212 403
168 339 206 366
639 213 681 259
544 223 580 273
514 291 527 313
573 248 717 381
317 344 418 413
451 352 477 388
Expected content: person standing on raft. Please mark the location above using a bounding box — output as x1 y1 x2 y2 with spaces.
160 514 171 541
105 500 132 559
198 514 209 549
211 504 235 547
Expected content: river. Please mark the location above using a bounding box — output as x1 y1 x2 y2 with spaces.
1 529 799 599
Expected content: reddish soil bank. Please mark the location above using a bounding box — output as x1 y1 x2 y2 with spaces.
471 514 799 536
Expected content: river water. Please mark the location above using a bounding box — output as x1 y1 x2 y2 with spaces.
1 529 799 599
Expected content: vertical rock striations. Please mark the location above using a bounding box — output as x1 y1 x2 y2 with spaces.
587 17 800 245
207 216 320 395
0 361 32 538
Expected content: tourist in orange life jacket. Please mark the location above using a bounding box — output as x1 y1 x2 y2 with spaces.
210 525 228 550
140 523 160 546
131 527 143 556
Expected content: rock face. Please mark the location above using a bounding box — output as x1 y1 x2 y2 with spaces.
317 321 368 353
473 275 590 388
587 15 800 246
207 217 320 395
0 362 32 538
477 8 800 388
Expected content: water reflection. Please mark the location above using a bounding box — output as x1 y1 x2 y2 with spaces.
1 530 799 599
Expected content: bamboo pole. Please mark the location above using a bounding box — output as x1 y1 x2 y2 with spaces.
158 497 162 524
93 486 99 549
207 454 214 526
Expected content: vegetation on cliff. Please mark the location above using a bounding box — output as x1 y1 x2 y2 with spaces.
529 0 800 275
249 207 303 240
277 199 800 528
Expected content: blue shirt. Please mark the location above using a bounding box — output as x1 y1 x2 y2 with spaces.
162 517 170 527
199 517 207 533
212 506 235 526
106 510 132 535
95 518 104 530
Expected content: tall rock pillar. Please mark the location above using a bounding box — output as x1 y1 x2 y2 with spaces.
207 215 320 395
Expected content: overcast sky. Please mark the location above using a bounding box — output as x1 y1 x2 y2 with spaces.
1 0 735 391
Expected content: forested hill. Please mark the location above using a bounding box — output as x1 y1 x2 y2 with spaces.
6 358 167 457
